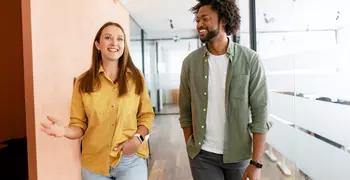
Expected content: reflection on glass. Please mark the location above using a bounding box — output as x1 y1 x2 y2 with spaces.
254 0 350 179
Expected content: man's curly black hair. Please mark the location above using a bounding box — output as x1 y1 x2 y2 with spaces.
191 0 241 36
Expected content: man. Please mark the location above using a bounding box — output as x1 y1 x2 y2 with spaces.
178 0 270 180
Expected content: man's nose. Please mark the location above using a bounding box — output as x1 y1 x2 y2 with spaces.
197 21 203 30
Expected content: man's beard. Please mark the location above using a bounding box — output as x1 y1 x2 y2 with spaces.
200 28 220 43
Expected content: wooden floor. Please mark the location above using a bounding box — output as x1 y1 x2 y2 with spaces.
156 104 179 115
147 115 310 180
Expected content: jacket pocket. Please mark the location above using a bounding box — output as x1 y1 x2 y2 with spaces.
186 134 194 145
229 75 249 100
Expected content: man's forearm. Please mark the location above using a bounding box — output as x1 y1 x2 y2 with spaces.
182 127 193 142
252 133 266 162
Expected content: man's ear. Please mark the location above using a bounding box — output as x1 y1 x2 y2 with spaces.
220 18 226 27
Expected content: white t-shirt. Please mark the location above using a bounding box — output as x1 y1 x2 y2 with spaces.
201 53 229 154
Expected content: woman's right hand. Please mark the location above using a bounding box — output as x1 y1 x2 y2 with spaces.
41 116 65 137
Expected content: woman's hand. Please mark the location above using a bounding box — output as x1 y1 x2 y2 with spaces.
114 136 142 155
40 116 65 137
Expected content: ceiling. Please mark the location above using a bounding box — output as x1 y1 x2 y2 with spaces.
124 0 198 40
124 0 350 40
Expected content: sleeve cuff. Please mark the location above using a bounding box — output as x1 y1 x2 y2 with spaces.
137 115 155 132
180 118 192 128
249 121 272 134
68 123 87 132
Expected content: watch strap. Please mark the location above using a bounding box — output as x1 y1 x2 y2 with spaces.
250 160 263 168
133 134 144 143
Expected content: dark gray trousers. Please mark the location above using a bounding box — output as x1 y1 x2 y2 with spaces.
189 150 249 180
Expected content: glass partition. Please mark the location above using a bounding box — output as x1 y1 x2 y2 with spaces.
254 0 350 179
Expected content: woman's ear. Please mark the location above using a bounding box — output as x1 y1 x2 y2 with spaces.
95 41 100 51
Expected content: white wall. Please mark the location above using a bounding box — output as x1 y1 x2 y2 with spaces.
158 39 198 104
257 30 336 59
129 41 143 70
146 41 158 107
337 25 350 47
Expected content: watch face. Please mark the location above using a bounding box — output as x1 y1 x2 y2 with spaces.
140 135 144 141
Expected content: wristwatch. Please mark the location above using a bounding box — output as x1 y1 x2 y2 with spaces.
250 160 263 168
133 134 144 143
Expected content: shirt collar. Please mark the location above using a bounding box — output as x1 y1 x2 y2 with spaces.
98 66 105 73
98 65 132 74
201 37 235 61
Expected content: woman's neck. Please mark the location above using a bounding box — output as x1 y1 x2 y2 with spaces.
102 60 118 82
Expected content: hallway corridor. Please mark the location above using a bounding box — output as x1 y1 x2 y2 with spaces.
147 115 302 180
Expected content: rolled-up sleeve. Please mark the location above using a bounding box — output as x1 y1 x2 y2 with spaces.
137 75 155 132
68 78 87 132
248 53 271 133
179 58 192 128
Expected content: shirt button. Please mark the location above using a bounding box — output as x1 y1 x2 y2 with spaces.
205 76 207 79
205 59 207 62
203 109 206 112
202 126 204 128
204 92 207 95
111 124 115 127
112 104 116 108
199 142 201 145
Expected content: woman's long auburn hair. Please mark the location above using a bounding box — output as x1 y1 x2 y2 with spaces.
78 22 144 96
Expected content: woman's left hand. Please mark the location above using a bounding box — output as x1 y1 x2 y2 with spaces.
114 137 141 155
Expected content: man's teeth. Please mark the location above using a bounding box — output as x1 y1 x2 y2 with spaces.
200 30 206 33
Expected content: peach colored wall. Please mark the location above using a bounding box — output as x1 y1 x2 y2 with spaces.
29 0 130 179
0 1 26 142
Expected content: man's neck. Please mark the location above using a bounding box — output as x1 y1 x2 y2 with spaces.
102 60 118 82
207 34 228 55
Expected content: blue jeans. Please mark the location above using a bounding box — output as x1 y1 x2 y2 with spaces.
81 154 148 180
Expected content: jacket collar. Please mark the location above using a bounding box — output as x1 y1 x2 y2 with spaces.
201 37 235 61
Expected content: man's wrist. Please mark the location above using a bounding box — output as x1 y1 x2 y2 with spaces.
250 160 263 168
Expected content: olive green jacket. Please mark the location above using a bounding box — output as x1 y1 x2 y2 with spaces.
179 40 271 163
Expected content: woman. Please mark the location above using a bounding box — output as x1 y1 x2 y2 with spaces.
41 22 154 180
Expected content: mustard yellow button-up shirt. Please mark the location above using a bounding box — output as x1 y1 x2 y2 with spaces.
69 67 154 176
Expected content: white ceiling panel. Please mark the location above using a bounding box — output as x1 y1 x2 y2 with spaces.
124 0 350 39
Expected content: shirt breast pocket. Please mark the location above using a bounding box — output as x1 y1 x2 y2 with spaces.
82 92 107 126
121 93 139 130
229 75 249 100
